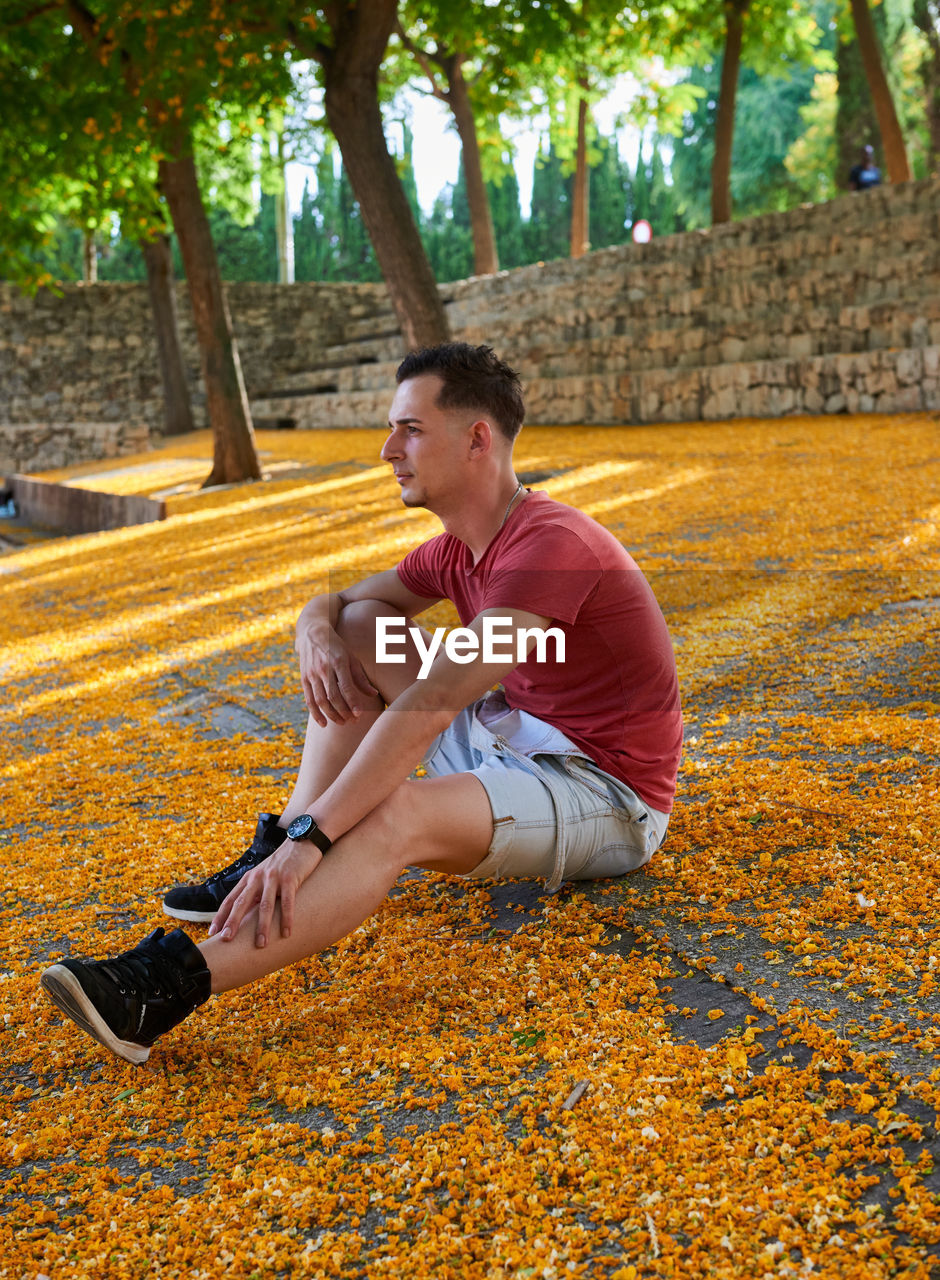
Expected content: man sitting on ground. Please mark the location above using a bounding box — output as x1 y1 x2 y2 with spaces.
40 342 683 1064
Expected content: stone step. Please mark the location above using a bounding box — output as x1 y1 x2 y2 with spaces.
317 334 403 367
247 291 940 412
251 358 400 400
525 344 940 426
505 301 940 379
340 315 401 344
251 344 939 430
252 387 391 430
8 473 165 535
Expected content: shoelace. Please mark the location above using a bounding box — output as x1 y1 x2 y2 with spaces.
97 943 185 1000
205 845 265 890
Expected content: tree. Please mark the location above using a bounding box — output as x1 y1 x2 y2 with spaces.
288 0 450 349
664 0 829 223
785 69 840 201
517 0 703 253
422 184 475 282
525 140 571 262
258 72 325 285
392 0 580 276
489 166 527 268
0 10 195 438
394 5 500 275
711 0 749 223
848 0 913 180
834 13 883 187
630 146 653 225
0 1 286 484
663 0 832 224
648 143 680 235
588 133 631 248
157 136 259 482
913 0 940 167
570 95 592 258
292 148 383 283
139 205 196 436
270 128 296 284
670 59 827 226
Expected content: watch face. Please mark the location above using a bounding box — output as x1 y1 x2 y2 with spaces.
287 814 314 841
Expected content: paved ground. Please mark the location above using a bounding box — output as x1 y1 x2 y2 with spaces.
2 420 939 1277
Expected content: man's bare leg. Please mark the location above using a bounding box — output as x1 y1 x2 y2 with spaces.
280 600 432 825
200 771 493 993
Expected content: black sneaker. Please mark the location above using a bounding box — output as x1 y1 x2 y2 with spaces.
40 927 211 1065
162 812 287 923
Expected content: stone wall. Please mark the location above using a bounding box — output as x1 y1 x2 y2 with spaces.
0 279 389 435
2 174 938 472
0 420 150 475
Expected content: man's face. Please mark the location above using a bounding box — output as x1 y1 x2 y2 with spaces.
381 375 473 510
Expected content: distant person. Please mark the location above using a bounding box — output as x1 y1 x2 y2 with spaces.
849 145 882 192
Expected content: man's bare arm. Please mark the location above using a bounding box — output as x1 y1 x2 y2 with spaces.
212 606 554 945
307 606 553 841
295 568 440 724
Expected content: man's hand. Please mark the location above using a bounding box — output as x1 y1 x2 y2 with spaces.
295 625 379 727
208 841 323 948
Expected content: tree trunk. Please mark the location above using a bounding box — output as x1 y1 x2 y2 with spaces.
274 130 295 284
139 233 195 437
445 54 499 276
835 30 881 188
318 0 449 351
82 231 97 283
158 143 261 487
849 0 913 182
711 0 748 224
913 0 940 169
570 96 590 257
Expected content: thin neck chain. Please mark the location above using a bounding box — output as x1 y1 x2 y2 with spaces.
499 481 525 529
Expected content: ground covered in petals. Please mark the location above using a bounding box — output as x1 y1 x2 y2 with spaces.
1 413 939 1278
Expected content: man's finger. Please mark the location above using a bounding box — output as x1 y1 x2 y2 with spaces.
301 672 320 721
255 888 276 949
326 672 356 721
209 884 239 937
279 878 295 940
351 657 380 699
216 876 258 941
309 675 334 726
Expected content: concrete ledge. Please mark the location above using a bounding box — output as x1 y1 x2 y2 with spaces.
8 474 166 534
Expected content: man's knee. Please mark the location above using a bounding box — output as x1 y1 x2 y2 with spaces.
353 780 420 870
335 600 402 668
362 775 494 875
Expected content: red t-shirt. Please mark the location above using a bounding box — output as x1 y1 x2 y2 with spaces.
396 490 682 813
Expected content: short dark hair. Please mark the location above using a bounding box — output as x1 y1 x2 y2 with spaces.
396 342 525 442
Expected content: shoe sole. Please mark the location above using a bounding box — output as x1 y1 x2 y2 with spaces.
162 902 217 924
40 965 151 1065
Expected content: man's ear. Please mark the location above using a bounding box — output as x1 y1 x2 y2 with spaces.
467 418 493 457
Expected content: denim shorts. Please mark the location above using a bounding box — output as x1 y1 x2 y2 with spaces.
421 692 669 891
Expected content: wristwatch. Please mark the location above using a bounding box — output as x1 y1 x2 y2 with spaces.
285 813 333 854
